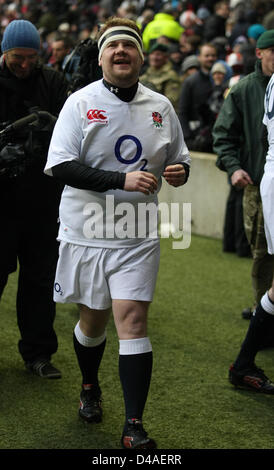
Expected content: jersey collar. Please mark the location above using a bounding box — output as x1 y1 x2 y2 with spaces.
103 79 138 102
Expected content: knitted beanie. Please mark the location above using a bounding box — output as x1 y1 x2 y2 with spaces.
1 20 40 53
181 54 199 73
247 24 266 40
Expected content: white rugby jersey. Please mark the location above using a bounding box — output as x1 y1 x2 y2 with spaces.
263 73 274 164
45 79 190 247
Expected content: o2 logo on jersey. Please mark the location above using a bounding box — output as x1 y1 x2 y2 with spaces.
87 109 108 124
265 80 274 120
115 134 148 171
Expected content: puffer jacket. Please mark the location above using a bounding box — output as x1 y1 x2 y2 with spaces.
142 13 183 52
213 60 270 185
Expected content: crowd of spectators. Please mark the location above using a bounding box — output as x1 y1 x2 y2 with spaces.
0 0 273 148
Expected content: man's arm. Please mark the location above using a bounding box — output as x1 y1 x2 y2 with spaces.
51 160 158 195
212 89 253 187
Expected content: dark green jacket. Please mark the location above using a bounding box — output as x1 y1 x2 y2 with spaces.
213 60 270 185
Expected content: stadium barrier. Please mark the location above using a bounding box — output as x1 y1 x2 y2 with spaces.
158 151 229 240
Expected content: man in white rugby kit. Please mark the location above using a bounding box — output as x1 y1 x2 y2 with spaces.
45 17 190 448
229 31 274 394
261 72 274 256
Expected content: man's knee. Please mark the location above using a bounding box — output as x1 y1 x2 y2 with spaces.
113 300 150 339
78 304 111 337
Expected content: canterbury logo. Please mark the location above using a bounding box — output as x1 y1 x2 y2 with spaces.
87 109 107 123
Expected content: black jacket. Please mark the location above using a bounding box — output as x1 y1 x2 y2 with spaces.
0 59 68 215
178 69 214 142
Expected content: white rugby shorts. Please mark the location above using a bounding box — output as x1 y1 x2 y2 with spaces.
53 240 160 309
260 163 274 255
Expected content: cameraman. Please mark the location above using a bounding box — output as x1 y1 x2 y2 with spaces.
0 20 68 378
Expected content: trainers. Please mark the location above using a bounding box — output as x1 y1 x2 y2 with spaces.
79 385 102 423
229 364 274 393
121 418 157 449
26 358 61 379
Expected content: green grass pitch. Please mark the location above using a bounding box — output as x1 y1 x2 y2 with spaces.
1 235 274 450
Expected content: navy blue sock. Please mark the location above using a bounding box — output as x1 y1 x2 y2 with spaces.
234 302 274 370
119 351 153 427
73 332 106 387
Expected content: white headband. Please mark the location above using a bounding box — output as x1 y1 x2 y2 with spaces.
98 25 144 61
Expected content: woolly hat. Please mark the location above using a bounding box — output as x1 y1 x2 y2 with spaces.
196 7 210 20
211 62 226 75
257 29 274 49
181 54 199 73
1 20 40 53
247 24 266 40
179 11 197 28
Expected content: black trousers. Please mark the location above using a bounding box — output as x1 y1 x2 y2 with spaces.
223 186 251 257
0 212 59 363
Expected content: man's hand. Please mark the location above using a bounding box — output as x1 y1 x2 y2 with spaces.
163 164 186 187
231 169 253 189
124 171 158 195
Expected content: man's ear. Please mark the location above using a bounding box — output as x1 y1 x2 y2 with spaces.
255 48 263 60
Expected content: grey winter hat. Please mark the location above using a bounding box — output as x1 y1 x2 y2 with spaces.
181 55 199 73
1 20 40 53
